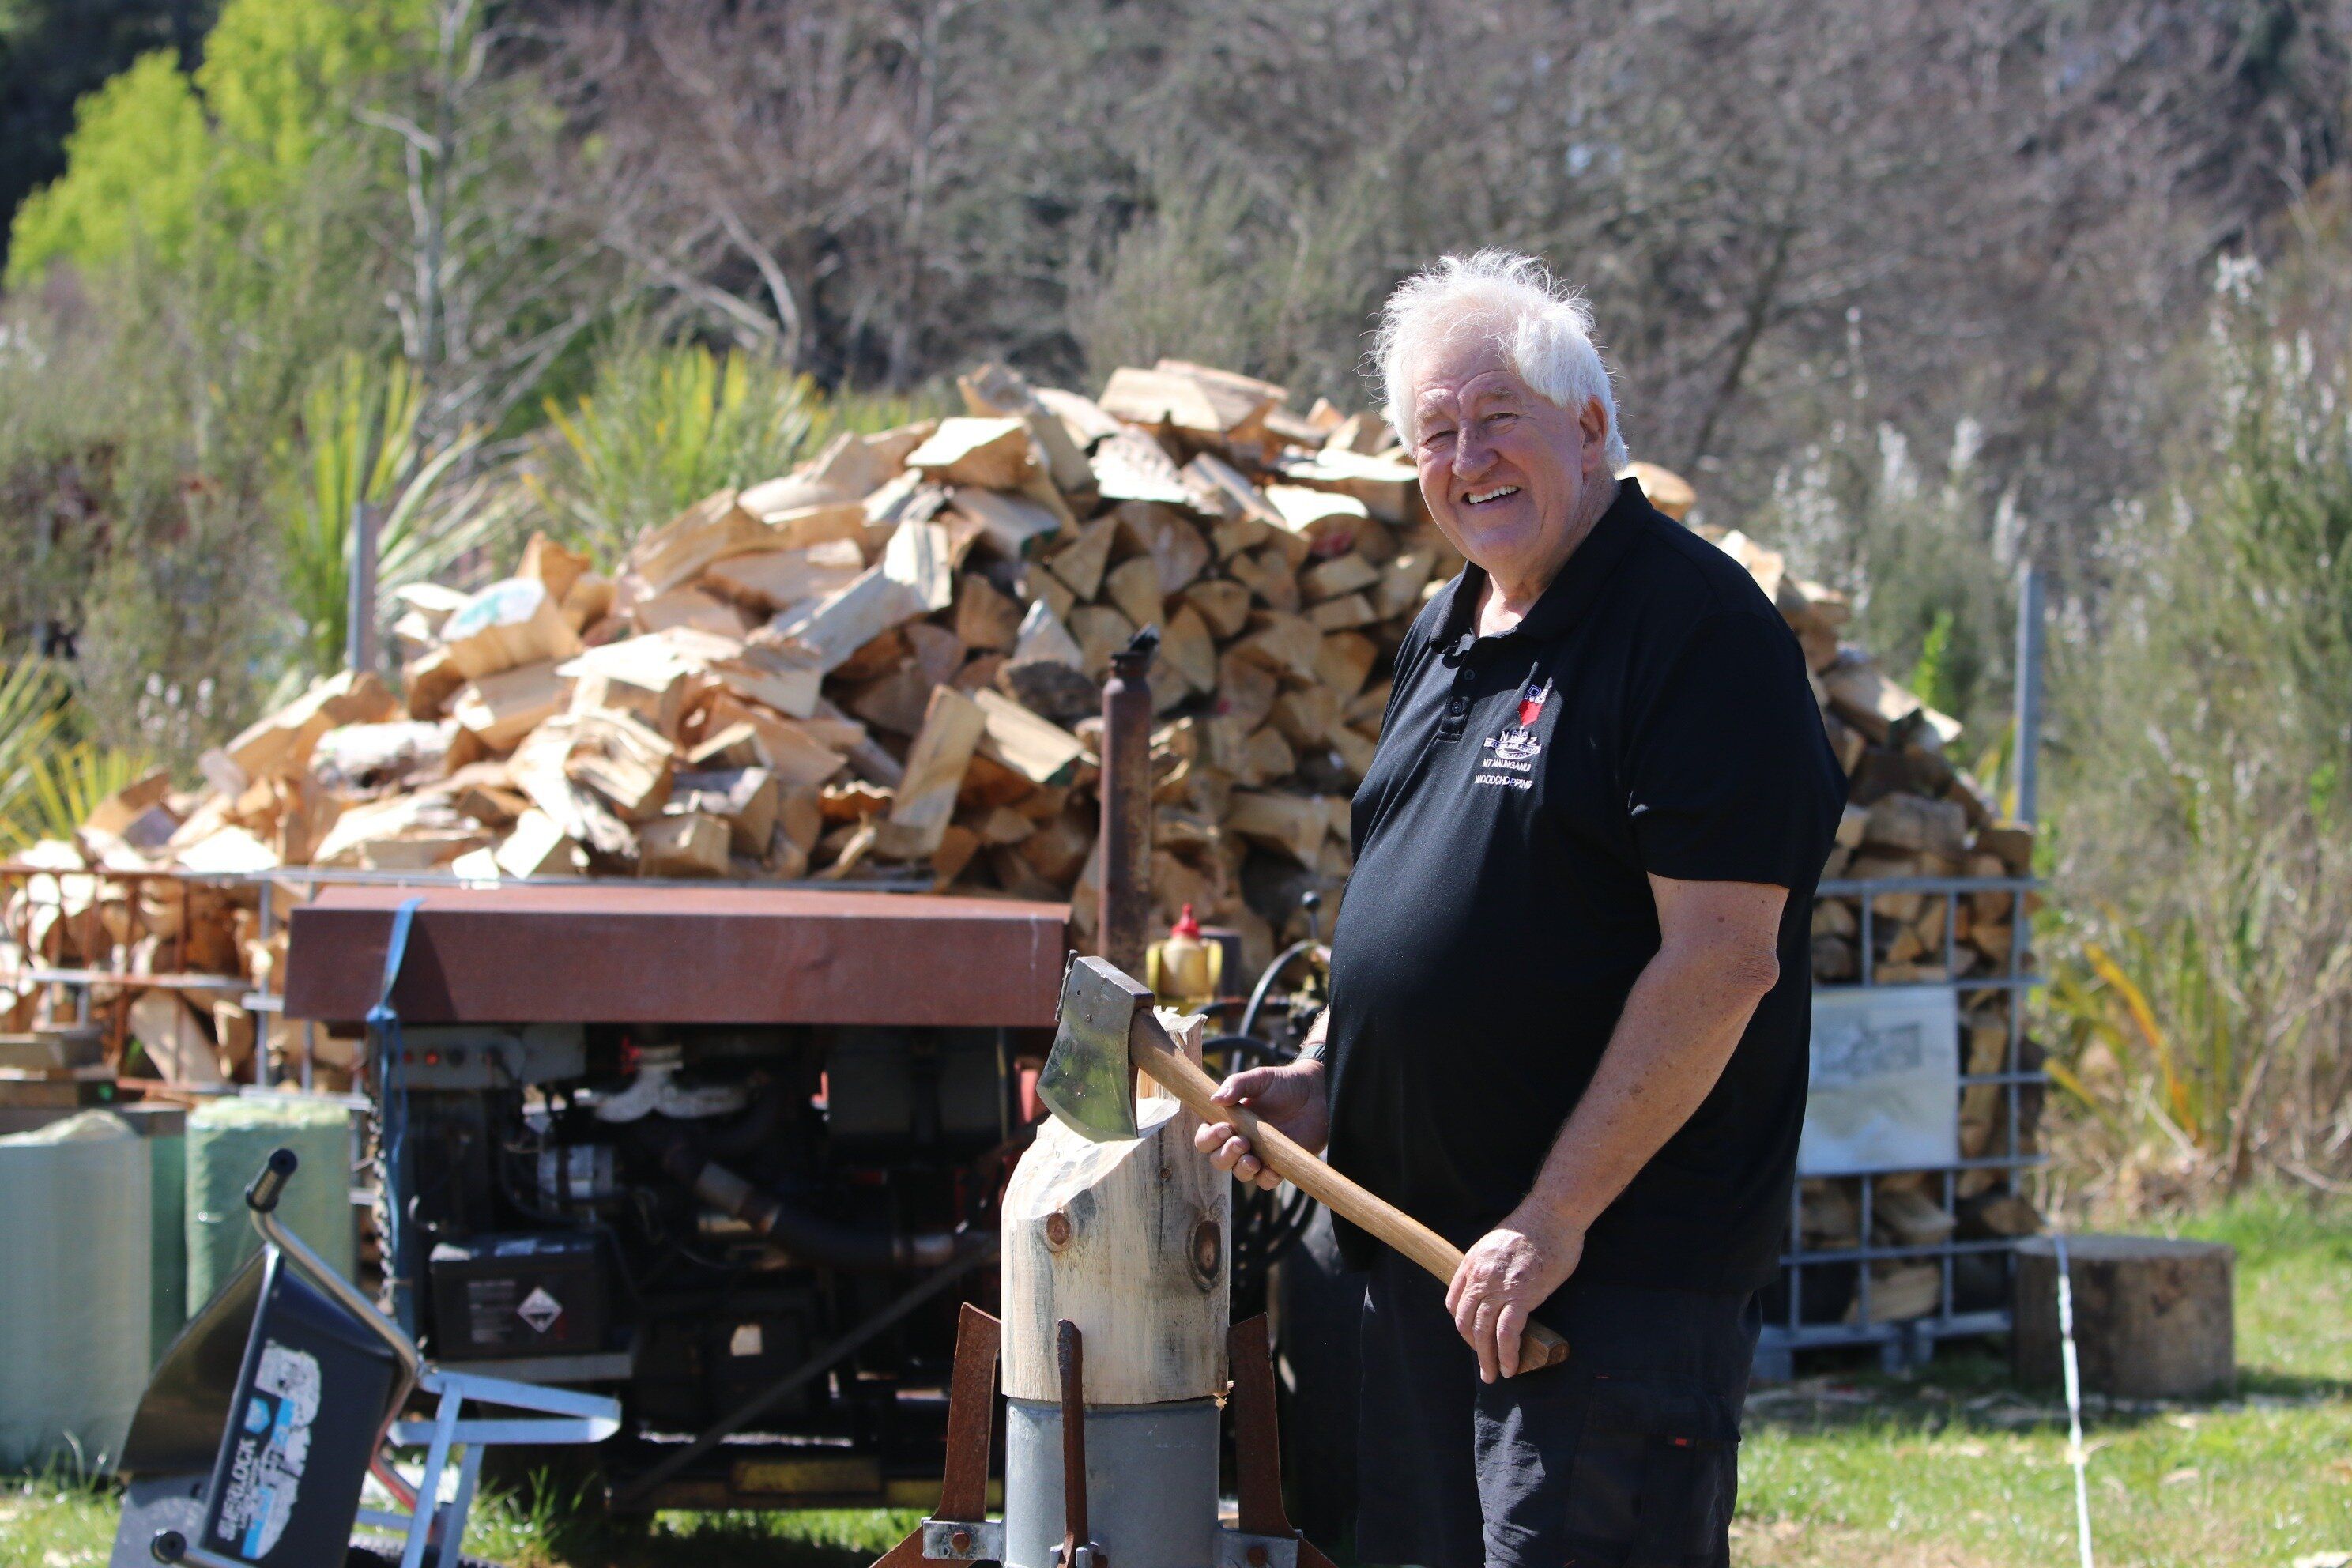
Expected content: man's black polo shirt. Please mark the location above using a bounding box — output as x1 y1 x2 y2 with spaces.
1324 477 1845 1295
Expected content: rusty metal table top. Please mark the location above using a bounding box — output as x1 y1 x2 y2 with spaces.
283 883 1072 1029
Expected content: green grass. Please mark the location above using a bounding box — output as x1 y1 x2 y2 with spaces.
9 1194 2352 1567
1735 1193 2352 1566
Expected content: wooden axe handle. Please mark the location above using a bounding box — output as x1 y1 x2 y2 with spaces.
1133 1013 1570 1374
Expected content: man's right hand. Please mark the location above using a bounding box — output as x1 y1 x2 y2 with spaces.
1193 1058 1329 1191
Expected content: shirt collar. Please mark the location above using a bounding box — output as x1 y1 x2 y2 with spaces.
1434 476 1657 654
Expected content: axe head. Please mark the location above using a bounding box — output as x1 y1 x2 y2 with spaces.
1039 956 1156 1143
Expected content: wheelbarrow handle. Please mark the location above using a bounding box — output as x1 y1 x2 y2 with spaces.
245 1147 299 1214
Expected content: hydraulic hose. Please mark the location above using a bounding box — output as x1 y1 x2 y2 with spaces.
645 1133 957 1272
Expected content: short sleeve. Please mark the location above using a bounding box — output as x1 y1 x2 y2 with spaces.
1626 611 1844 887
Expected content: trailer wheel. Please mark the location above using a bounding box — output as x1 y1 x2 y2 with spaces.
1273 1204 1360 1550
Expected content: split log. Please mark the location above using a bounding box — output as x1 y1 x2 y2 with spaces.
202 670 399 791
1864 792 1970 858
882 518 957 612
451 660 567 751
670 767 779 856
1159 605 1217 692
696 695 848 788
1099 366 1250 440
906 416 1038 491
1263 484 1368 555
1069 605 1137 677
1182 579 1252 639
1303 552 1380 602
506 721 637 860
956 574 1025 651
1226 790 1327 865
441 579 585 680
876 687 987 859
495 810 582 878
1309 594 1378 631
972 689 1088 786
637 812 731 878
1275 449 1419 524
130 990 223 1085
630 585 749 639
948 488 1065 558
564 710 676 820
1046 516 1120 602
623 489 775 596
1103 556 1167 630
1121 503 1212 594
771 570 925 673
703 541 865 613
1851 1263 1940 1323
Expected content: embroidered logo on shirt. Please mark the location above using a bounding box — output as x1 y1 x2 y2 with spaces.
1486 677 1551 763
1476 677 1551 788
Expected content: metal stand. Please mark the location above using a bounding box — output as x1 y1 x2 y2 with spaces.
867 1312 1336 1568
872 1305 1007 1568
357 1371 618 1568
1225 1315 1336 1568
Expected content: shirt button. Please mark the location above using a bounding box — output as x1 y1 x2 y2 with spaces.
1447 697 1468 717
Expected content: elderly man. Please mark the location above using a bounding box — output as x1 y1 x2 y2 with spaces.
1197 251 1845 1568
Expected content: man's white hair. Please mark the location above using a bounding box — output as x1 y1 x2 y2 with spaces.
1373 249 1628 469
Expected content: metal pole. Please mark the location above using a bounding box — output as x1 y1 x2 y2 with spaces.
1099 629 1159 974
2013 563 2044 827
349 500 381 677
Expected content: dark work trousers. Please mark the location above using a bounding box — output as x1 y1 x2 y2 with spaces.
1355 1251 1761 1568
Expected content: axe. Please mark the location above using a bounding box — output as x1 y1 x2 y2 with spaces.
1042 956 1568 1374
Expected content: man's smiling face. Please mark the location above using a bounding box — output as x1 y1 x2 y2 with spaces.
1408 331 1614 599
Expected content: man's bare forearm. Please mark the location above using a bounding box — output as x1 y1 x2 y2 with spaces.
1514 939 1777 1234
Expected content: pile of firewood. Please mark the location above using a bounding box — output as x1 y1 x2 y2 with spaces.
6 356 2040 1154
283 359 1434 952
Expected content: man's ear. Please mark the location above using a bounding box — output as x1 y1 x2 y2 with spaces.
1581 396 1612 473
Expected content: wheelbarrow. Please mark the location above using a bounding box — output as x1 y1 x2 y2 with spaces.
109 1148 620 1568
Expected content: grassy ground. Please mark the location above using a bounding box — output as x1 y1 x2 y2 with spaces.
1735 1194 2352 1566
9 1194 2350 1568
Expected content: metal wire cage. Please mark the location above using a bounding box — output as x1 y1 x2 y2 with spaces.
1755 870 2043 1378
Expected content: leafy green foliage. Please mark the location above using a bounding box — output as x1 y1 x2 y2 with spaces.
0 652 72 841
1906 609 1959 720
5 0 425 286
0 652 153 853
2049 261 2352 1192
3 49 208 281
0 0 446 760
537 328 933 564
1751 419 2016 737
275 351 520 676
0 736 150 850
0 1 213 276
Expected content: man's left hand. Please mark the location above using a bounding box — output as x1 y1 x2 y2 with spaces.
1446 1208 1585 1383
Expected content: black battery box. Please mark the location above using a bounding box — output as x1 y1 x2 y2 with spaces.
427 1232 609 1360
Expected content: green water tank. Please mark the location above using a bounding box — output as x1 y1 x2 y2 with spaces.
0 1110 152 1470
186 1096 354 1313
119 1102 188 1362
